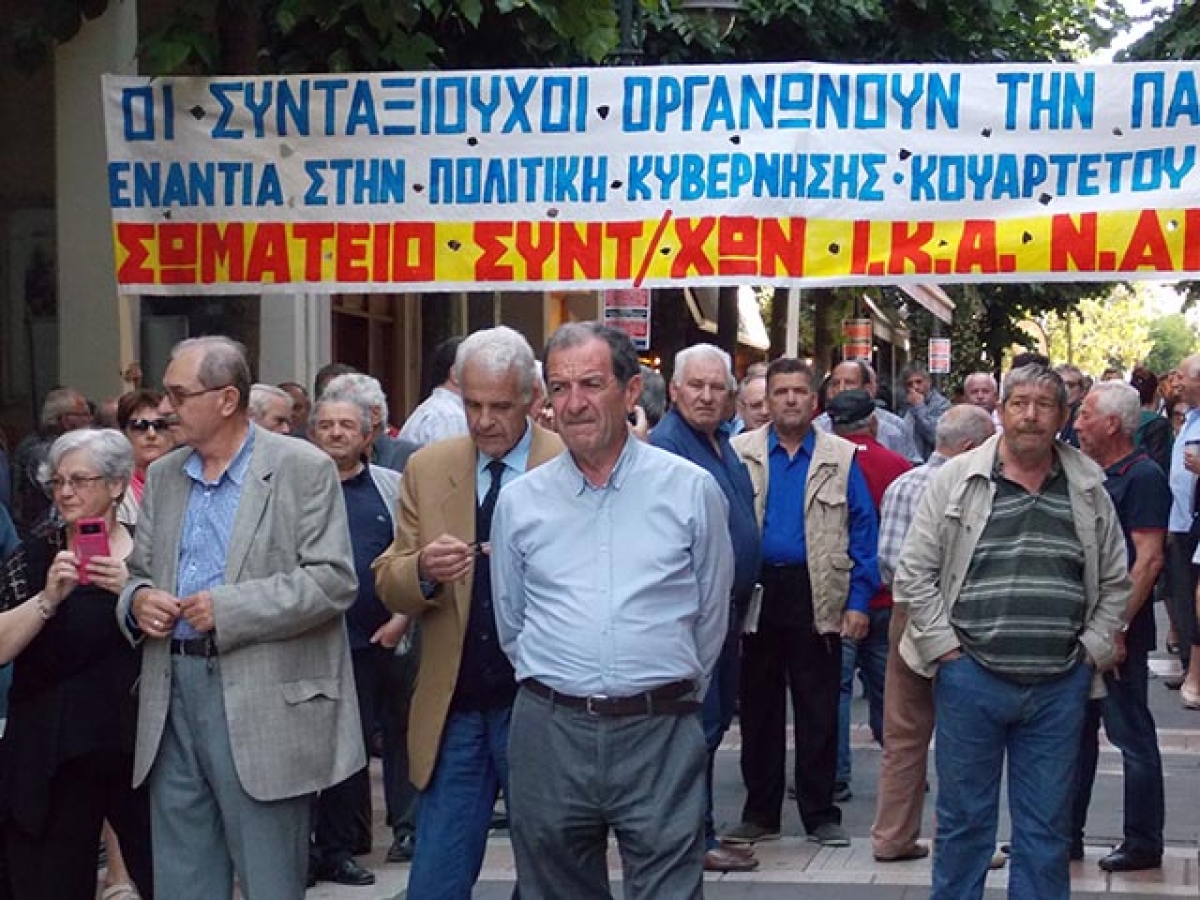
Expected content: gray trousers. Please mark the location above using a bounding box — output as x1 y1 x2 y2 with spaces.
149 655 312 900
508 686 707 900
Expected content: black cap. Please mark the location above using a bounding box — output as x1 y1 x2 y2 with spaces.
827 389 876 426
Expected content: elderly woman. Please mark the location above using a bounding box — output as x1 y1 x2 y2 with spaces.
116 390 174 528
0 429 152 899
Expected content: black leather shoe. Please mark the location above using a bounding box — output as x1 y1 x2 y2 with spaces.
386 831 415 863
318 857 376 886
1098 846 1161 872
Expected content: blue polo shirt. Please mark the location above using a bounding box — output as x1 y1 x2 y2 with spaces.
761 427 879 614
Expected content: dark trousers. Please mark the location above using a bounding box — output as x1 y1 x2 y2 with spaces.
5 750 153 900
1072 645 1164 855
1166 532 1198 668
739 625 842 833
313 644 416 865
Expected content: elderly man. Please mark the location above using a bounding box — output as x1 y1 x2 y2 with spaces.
1070 381 1169 872
650 343 761 873
895 362 1129 900
900 363 951 460
324 372 417 473
724 359 879 849
869 405 995 862
735 369 771 434
117 336 361 899
398 336 468 447
492 322 733 898
277 381 311 438
964 372 1002 430
307 392 412 887
373 326 562 898
814 359 921 462
248 383 294 434
825 389 911 802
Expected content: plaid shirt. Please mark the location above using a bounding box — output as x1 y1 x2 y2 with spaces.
877 452 948 588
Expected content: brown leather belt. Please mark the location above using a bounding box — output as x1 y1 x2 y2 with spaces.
522 678 699 717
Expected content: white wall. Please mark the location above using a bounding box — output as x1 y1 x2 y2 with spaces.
55 0 138 398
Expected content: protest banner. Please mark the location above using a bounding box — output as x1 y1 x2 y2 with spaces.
102 62 1200 294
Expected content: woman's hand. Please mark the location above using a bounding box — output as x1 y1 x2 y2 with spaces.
86 554 129 595
43 550 80 611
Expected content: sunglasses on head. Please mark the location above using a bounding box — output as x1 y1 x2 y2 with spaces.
128 417 170 432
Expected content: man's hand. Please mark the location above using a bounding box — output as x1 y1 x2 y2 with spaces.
418 534 475 584
371 614 411 650
179 590 215 633
133 587 182 638
840 610 869 641
1112 629 1128 668
905 385 928 408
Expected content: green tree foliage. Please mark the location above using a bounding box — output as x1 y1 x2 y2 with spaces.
1043 285 1154 377
1146 311 1199 374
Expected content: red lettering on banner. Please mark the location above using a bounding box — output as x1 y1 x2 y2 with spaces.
116 224 155 284
607 222 642 280
245 224 290 282
159 224 198 285
672 218 716 277
716 217 758 276
515 222 555 280
559 223 604 280
1120 210 1172 271
390 223 436 280
887 222 934 274
199 223 246 283
758 218 806 277
956 221 1000 273
475 223 514 281
849 221 871 275
294 223 335 281
1050 213 1098 271
336 223 371 282
1187 210 1200 271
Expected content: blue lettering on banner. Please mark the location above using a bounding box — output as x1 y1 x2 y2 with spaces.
625 152 885 201
428 156 607 204
108 161 285 208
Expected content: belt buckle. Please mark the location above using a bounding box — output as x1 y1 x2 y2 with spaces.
585 695 608 716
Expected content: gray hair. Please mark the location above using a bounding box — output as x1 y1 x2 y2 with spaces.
248 383 292 420
964 372 998 393
1054 363 1083 380
1179 354 1200 381
311 394 374 437
544 322 640 386
935 404 995 453
322 372 389 428
672 344 735 391
638 365 667 427
40 387 88 431
173 336 251 411
40 428 134 490
1088 381 1141 437
453 326 539 402
1001 363 1067 410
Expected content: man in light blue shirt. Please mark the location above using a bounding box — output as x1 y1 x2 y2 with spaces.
491 322 733 899
1166 353 1200 689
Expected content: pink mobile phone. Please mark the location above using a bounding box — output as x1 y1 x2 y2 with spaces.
73 517 110 585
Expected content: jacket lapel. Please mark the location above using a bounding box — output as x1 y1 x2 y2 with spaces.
225 436 274 581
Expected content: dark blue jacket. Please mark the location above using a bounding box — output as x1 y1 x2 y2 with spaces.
650 409 761 602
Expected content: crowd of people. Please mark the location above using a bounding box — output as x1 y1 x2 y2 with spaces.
0 327 1192 900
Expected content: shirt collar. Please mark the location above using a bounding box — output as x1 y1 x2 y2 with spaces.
183 425 256 488
476 419 533 482
767 426 814 457
565 432 640 494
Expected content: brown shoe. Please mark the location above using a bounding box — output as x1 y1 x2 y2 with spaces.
874 843 930 862
704 846 760 872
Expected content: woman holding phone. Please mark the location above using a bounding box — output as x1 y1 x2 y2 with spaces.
0 428 152 899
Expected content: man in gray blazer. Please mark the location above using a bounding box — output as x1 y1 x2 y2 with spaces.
117 336 361 900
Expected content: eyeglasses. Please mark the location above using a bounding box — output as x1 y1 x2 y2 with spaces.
164 384 229 406
128 417 170 433
1062 380 1083 389
47 474 107 493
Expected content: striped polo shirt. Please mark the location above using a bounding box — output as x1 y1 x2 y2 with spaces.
951 455 1085 683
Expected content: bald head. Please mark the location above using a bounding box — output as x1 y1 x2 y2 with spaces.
934 404 995 458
